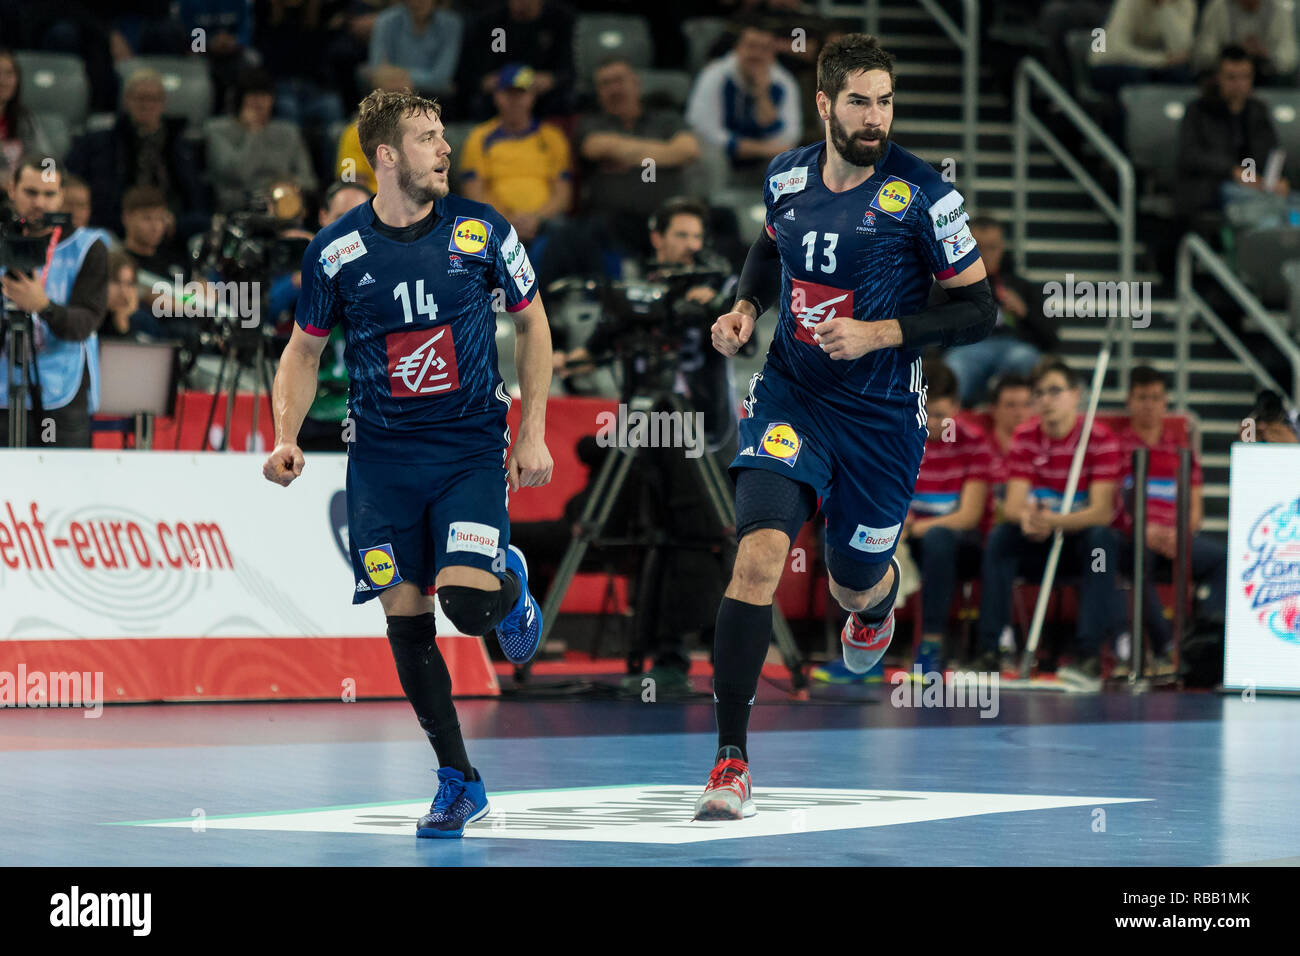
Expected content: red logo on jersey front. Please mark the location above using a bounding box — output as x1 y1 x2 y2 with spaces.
386 326 461 397
789 278 854 346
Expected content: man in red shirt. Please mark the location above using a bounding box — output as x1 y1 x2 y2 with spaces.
1115 366 1226 673
971 358 1123 682
982 372 1033 536
905 360 990 672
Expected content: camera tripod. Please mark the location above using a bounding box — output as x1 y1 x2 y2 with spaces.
528 390 808 690
1 305 43 448
200 322 276 452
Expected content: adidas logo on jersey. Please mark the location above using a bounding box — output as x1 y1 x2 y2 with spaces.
355 579 371 592
739 446 755 456
783 209 796 220
357 273 375 286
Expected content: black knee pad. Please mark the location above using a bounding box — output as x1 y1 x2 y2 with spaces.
438 585 504 637
733 468 817 544
825 547 893 593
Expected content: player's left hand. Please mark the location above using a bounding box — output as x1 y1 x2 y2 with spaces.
507 434 553 492
813 317 890 361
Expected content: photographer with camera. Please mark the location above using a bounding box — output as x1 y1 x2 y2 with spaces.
1 156 110 448
553 197 745 696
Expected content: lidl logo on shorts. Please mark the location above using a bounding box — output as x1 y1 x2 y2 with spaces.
757 423 801 466
870 178 916 220
359 543 403 589
450 216 493 258
447 521 500 558
850 523 901 554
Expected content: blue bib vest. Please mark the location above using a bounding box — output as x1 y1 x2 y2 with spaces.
0 226 110 412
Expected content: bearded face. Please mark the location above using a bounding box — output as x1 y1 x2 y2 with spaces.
828 106 890 168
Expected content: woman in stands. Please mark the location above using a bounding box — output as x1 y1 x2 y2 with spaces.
0 50 54 187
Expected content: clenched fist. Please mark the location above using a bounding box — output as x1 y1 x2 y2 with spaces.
712 308 755 356
263 443 305 487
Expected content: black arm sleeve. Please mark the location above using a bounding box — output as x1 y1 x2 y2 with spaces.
41 239 109 342
896 276 997 350
735 230 781 316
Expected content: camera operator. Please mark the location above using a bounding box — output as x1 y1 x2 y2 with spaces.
1 156 110 448
554 196 744 696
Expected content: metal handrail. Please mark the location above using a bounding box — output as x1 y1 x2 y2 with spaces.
1014 57 1136 391
1175 233 1300 413
853 0 980 210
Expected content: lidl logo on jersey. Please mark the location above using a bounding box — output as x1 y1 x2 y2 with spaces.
870 178 917 220
450 216 493 258
850 523 900 554
320 230 368 278
359 543 402 588
789 278 853 348
447 521 500 558
757 423 801 466
386 326 461 397
768 165 809 202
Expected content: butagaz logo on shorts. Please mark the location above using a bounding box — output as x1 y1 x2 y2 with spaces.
849 523 900 553
447 522 500 558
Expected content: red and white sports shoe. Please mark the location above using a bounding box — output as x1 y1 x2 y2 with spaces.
693 746 756 820
841 557 900 673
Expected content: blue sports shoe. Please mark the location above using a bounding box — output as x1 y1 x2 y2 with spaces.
495 544 543 664
417 767 490 838
810 657 885 684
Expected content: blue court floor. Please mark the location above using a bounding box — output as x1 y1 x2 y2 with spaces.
3 690 1298 866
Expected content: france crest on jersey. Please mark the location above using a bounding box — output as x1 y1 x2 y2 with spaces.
759 140 981 423
295 195 536 461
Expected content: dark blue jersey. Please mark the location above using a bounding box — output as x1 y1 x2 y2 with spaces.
760 140 981 419
295 195 536 460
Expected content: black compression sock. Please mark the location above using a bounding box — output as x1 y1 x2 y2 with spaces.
386 612 473 776
856 560 900 628
711 596 773 763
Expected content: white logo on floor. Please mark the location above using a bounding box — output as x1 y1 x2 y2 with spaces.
130 785 1147 844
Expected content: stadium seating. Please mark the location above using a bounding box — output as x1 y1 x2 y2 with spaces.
638 69 694 111
1063 29 1107 111
681 17 732 73
13 50 89 130
116 56 214 125
1234 227 1300 309
1118 85 1199 190
1255 88 1300 179
574 14 654 92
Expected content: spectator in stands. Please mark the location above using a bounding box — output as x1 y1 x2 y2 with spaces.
100 249 166 340
1175 45 1288 217
686 17 801 185
119 186 188 292
67 68 205 237
321 0 397 109
1088 0 1197 95
1193 0 1298 83
1040 0 1112 91
941 216 1054 406
0 49 55 184
901 360 991 675
458 0 576 120
205 68 319 213
573 56 702 261
61 174 92 231
367 0 463 96
178 0 257 112
1245 388 1300 441
969 357 1123 683
460 64 572 256
1114 366 1226 675
0 155 110 448
983 372 1034 533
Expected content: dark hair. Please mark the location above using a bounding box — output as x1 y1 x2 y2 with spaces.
0 48 27 139
1030 356 1079 390
10 153 59 187
1128 365 1166 392
731 13 779 41
593 55 635 76
1219 44 1253 67
649 196 709 234
106 248 138 281
356 88 442 167
991 372 1031 404
1249 389 1291 426
121 185 167 215
817 33 895 100
324 179 374 206
235 67 276 113
923 359 959 403
969 215 1003 234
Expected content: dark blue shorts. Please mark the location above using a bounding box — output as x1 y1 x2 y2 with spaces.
347 449 510 605
731 370 927 567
